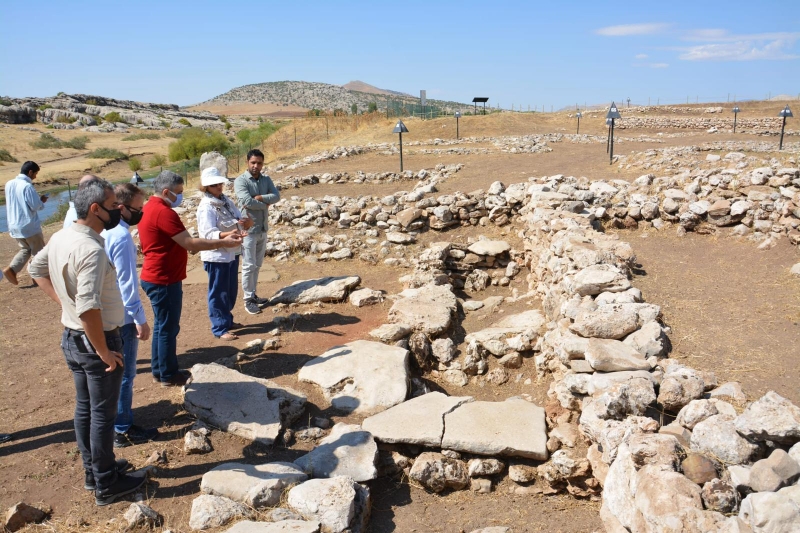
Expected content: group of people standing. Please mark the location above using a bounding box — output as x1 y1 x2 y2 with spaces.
1 149 280 505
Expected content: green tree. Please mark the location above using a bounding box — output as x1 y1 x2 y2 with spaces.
351 103 358 115
168 128 230 161
368 102 377 113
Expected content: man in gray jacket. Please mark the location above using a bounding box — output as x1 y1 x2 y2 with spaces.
234 149 280 315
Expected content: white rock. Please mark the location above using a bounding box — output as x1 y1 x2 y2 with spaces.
269 276 361 304
623 321 667 358
287 477 369 533
408 452 469 492
570 307 639 339
676 400 718 430
369 323 411 342
294 423 378 482
388 284 458 336
386 232 416 245
467 240 510 256
189 495 252 530
739 492 800 533
201 462 308 508
570 264 631 296
584 338 651 372
691 415 760 465
223 521 321 533
431 338 456 363
735 391 800 444
348 288 383 307
298 340 409 415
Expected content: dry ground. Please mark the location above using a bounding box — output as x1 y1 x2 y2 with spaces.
1 102 799 532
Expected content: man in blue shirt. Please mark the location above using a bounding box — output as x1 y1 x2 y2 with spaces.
102 183 158 448
3 161 48 285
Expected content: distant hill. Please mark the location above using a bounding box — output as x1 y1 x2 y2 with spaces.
197 80 468 114
342 80 412 98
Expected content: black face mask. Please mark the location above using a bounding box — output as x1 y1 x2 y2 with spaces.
98 204 121 231
124 206 143 226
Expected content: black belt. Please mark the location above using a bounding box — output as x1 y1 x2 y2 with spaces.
65 327 120 336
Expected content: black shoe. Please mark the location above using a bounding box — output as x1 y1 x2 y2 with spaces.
160 369 191 388
114 425 159 449
244 299 262 315
95 470 147 506
252 294 270 306
84 459 133 490
0 433 12 443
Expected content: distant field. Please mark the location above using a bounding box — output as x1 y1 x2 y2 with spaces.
188 102 309 117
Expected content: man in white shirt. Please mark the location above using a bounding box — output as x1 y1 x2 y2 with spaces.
3 161 48 285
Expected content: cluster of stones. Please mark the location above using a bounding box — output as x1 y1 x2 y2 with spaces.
620 141 799 173
613 115 794 135
514 186 800 531
0 93 221 131
273 165 461 191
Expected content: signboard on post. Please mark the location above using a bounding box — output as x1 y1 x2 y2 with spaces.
420 90 427 107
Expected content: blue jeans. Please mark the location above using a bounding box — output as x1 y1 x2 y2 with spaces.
114 323 138 434
204 256 239 337
61 328 124 490
141 280 182 382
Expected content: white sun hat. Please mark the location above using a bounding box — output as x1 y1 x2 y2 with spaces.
201 167 228 186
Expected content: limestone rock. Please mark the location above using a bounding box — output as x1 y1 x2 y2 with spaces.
298 340 409 415
287 476 369 533
189 495 252 530
386 231 416 245
634 465 704 529
349 288 384 307
223 521 321 533
709 381 747 403
628 433 683 469
269 276 361 305
570 307 639 339
584 338 651 372
294 424 378 482
739 492 800 533
657 364 705 412
690 415 760 465
735 391 800 444
123 503 162 530
623 321 667 358
748 449 800 492
201 462 308 508
408 452 469 492
369 323 411 343
702 479 739 514
185 364 306 445
431 338 456 364
677 399 719 430
199 151 228 177
570 264 632 296
362 392 473 447
389 284 458 336
4 503 47 532
594 378 656 419
467 240 510 256
442 398 548 459
467 458 506 477
184 428 212 454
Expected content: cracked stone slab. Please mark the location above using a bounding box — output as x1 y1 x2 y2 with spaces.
201 462 308 508
223 521 321 533
298 340 409 415
185 364 306 446
388 284 458 336
268 276 361 305
465 310 547 352
294 423 378 482
362 392 474 447
442 398 548 459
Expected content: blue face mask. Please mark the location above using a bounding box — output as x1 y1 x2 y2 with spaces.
167 190 183 208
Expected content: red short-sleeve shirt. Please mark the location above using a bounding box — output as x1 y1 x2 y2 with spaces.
139 196 188 285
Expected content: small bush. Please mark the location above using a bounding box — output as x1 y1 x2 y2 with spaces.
30 133 64 149
0 148 17 162
177 118 192 127
62 136 89 149
122 132 161 141
37 104 53 111
168 127 230 161
104 111 124 123
57 91 66 96
149 153 167 167
85 98 98 105
128 157 142 171
0 98 13 106
55 115 77 124
86 147 128 160
351 103 358 114
368 102 377 113
91 114 103 124
165 130 182 138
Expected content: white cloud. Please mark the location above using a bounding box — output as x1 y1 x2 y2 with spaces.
596 23 669 37
635 53 648 59
678 37 799 61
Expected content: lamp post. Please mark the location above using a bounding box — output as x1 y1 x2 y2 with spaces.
576 111 582 134
779 105 793 150
606 118 612 153
393 119 409 172
732 106 740 134
627 97 630 108
607 102 621 164
455 111 461 140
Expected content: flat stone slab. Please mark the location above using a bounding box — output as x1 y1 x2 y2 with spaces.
201 462 308 508
442 398 548 460
465 310 547 351
224 521 320 533
269 276 361 305
294 423 378 482
185 364 306 445
298 340 409 415
388 284 458 336
467 240 511 256
362 392 474 447
585 338 651 372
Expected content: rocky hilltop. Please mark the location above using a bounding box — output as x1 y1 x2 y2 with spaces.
0 93 223 132
342 80 412 98
200 80 468 113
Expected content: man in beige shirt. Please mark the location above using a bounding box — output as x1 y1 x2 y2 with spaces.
29 178 147 506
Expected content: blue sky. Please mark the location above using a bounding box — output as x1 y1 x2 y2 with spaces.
1 0 798 109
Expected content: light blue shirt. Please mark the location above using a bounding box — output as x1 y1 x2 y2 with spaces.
102 220 146 326
5 174 44 238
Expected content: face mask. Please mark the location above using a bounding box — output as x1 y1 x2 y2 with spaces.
124 207 143 226
167 190 183 208
98 204 121 231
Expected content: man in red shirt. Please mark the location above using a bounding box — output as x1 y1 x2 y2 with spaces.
139 171 242 387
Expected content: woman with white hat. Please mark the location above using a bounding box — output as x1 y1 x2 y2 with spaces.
196 167 252 340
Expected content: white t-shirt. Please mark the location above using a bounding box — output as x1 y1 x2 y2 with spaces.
63 202 78 229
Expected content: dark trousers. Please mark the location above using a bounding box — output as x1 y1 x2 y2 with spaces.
61 328 123 490
141 280 182 382
203 257 239 337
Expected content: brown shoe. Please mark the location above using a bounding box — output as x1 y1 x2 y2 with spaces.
160 370 191 387
3 267 18 286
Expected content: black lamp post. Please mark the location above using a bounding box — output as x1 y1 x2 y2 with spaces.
627 97 630 108
455 111 461 140
606 102 621 163
779 105 793 150
576 111 582 134
606 118 612 153
393 119 409 171
732 106 740 134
